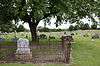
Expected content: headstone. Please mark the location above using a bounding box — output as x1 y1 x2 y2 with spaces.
16 38 30 54
15 38 32 61
11 36 18 43
0 38 5 43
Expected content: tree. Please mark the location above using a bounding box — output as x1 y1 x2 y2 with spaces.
0 23 16 33
0 0 16 33
68 25 74 31
38 27 50 32
74 25 80 30
91 24 97 29
80 23 90 30
0 0 15 24
79 22 85 30
84 23 90 30
1 0 100 41
16 25 26 32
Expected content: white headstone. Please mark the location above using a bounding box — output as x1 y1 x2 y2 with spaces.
16 38 31 54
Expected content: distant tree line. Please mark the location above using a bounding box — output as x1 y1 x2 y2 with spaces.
0 24 26 33
38 27 66 32
68 23 98 31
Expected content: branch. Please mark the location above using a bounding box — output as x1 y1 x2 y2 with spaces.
88 14 97 24
36 11 59 26
42 11 59 20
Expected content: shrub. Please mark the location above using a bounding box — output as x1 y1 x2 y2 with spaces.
75 33 78 35
49 36 55 39
38 27 50 32
91 24 97 29
74 25 80 30
39 34 47 39
81 23 90 30
68 25 74 31
71 33 74 36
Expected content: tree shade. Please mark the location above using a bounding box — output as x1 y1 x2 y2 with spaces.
0 0 100 41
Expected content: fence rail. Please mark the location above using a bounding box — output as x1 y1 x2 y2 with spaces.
0 36 73 64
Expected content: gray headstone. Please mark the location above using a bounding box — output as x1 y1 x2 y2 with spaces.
16 38 30 54
0 38 5 42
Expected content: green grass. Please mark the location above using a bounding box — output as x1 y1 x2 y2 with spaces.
0 30 100 66
0 41 16 46
0 63 33 66
71 37 100 66
0 63 67 66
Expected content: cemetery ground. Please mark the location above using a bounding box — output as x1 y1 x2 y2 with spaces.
0 30 100 66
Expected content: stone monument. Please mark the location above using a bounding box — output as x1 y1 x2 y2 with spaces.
61 36 73 63
15 38 32 61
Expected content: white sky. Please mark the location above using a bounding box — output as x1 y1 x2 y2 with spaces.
23 17 99 29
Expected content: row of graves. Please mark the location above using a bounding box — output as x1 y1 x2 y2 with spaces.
0 32 74 64
69 30 100 41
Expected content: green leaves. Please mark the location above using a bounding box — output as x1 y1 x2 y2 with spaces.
1 0 100 28
0 0 15 23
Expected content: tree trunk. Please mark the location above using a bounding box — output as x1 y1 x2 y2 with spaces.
28 21 37 41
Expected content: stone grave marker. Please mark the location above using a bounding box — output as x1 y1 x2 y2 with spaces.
11 36 18 43
15 38 32 61
0 38 5 43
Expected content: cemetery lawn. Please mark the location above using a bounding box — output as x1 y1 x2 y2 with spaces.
0 63 66 66
71 37 100 66
0 41 16 46
0 30 100 66
0 38 100 66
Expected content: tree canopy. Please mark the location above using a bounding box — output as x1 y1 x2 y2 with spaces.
22 0 99 23
0 0 100 41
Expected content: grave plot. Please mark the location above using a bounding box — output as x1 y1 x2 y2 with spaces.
0 36 73 64
31 43 65 63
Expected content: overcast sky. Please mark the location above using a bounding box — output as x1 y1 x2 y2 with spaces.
23 16 99 29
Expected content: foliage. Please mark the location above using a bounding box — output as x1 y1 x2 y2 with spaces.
68 25 74 31
80 23 90 30
49 36 55 39
71 33 74 36
74 25 80 30
1 0 100 40
1 0 100 25
38 27 50 32
0 23 16 33
83 23 90 30
38 27 65 32
91 24 97 29
16 25 26 32
68 23 90 31
39 34 47 39
0 31 100 66
0 0 15 23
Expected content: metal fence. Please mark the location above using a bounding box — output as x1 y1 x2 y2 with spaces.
0 36 73 64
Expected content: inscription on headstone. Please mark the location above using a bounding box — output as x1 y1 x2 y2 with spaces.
16 38 32 61
16 38 31 54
